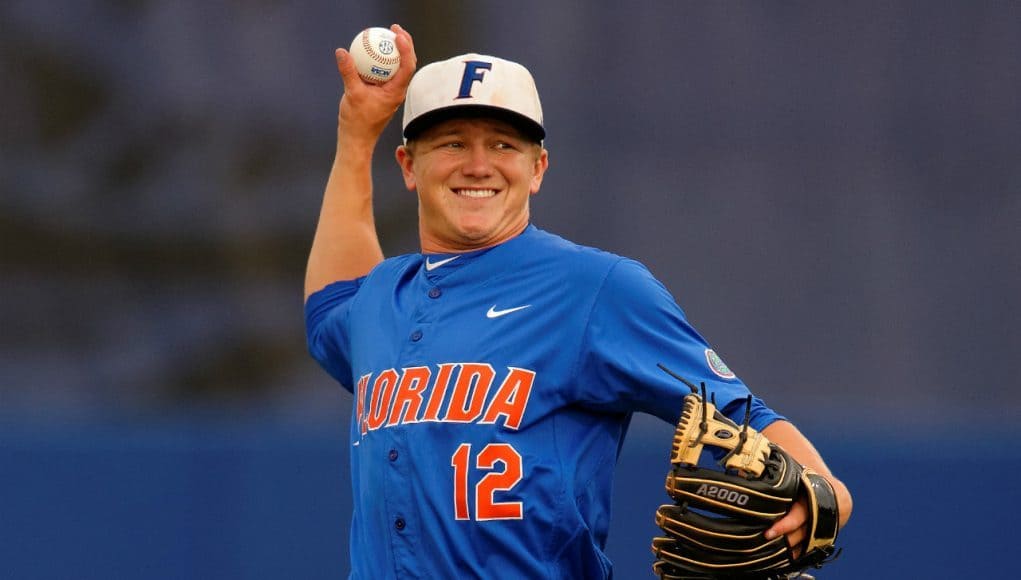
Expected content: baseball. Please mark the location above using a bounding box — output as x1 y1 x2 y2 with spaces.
349 27 400 84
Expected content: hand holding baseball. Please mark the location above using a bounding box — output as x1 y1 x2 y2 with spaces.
334 24 416 139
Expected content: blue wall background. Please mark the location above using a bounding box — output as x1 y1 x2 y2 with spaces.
2 1 1018 578
3 416 1019 579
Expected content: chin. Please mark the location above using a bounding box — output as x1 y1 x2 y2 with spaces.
455 228 494 245
454 219 497 240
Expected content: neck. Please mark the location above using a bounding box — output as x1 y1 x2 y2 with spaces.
420 222 529 254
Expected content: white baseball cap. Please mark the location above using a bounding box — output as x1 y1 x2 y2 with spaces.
402 53 545 143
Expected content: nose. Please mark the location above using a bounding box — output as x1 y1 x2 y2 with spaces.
460 145 494 178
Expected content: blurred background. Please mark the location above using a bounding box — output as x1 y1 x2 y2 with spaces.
2 1 1018 578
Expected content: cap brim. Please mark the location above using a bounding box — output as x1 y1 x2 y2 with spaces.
403 105 545 143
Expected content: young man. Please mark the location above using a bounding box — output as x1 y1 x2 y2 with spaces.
305 25 851 579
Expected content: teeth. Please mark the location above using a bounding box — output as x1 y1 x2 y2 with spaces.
455 189 497 198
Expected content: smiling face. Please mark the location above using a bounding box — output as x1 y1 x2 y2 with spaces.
396 117 549 253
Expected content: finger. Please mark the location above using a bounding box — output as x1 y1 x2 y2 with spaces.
334 48 361 87
786 526 806 555
765 501 806 541
388 23 417 85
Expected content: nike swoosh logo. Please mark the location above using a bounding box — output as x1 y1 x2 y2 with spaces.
425 255 459 271
486 304 531 319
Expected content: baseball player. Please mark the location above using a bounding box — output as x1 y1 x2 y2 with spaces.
305 25 852 578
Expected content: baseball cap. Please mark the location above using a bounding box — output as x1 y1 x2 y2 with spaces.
402 53 545 143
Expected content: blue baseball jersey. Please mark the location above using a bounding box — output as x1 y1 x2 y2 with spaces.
305 225 782 579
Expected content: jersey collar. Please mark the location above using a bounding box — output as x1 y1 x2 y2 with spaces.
419 225 538 281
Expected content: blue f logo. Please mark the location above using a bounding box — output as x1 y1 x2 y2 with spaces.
456 61 493 99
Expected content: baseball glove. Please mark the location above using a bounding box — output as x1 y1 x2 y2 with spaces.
651 365 840 580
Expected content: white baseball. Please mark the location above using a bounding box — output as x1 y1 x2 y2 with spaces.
349 27 400 84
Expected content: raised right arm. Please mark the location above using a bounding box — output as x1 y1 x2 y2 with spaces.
304 24 417 300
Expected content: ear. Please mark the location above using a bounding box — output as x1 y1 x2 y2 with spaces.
529 147 549 195
395 144 416 191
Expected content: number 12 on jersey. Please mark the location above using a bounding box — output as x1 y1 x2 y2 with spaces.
451 443 524 520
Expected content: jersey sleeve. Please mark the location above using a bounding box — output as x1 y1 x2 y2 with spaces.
304 278 363 391
572 258 783 431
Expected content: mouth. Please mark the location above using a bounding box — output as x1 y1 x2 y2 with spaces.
452 188 498 199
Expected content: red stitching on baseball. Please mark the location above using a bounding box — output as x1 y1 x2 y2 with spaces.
361 29 399 66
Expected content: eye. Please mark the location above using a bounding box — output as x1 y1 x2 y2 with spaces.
429 137 463 150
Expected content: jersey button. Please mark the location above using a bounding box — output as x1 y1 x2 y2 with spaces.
394 518 406 531
410 330 423 342
428 287 441 299
388 449 398 461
